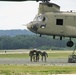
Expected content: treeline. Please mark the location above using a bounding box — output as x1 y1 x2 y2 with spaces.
0 35 67 50
0 30 34 36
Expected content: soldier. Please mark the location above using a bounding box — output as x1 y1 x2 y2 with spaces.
29 50 36 62
35 51 42 62
41 51 48 62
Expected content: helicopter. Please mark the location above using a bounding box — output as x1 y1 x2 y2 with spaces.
26 0 76 47
0 0 76 47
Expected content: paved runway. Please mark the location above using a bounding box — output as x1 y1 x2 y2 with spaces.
0 58 76 66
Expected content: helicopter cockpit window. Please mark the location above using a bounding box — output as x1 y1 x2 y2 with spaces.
34 14 46 22
42 17 46 21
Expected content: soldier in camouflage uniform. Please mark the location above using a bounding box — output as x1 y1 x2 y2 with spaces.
35 51 42 62
41 51 48 62
29 50 36 62
29 50 48 62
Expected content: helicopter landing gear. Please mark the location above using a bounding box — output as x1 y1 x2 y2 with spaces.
67 41 74 47
39 34 42 37
66 38 74 47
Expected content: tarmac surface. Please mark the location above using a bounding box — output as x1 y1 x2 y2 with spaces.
0 58 76 66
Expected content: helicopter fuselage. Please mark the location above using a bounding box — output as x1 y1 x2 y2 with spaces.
36 12 76 37
27 2 76 47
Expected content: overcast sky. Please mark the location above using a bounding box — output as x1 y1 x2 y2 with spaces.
0 0 76 30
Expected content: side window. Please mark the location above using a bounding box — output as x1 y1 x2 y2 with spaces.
56 19 63 25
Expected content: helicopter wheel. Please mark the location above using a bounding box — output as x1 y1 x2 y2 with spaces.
66 41 74 47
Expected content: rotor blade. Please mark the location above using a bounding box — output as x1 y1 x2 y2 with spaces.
0 0 40 1
0 0 50 2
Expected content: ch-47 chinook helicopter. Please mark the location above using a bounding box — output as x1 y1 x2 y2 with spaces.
0 0 76 47
26 0 76 47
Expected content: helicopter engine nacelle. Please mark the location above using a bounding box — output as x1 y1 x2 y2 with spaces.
38 2 60 14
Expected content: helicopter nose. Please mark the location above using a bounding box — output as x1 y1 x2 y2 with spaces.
27 22 39 33
27 22 32 30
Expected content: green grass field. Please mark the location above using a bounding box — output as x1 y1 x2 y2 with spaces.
0 65 76 75
0 53 28 58
0 50 74 58
0 50 76 75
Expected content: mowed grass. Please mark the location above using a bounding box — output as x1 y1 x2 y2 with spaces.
48 50 76 58
0 65 76 75
48 52 70 58
0 53 29 58
0 50 74 58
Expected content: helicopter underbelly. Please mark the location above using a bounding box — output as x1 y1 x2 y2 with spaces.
37 25 76 37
